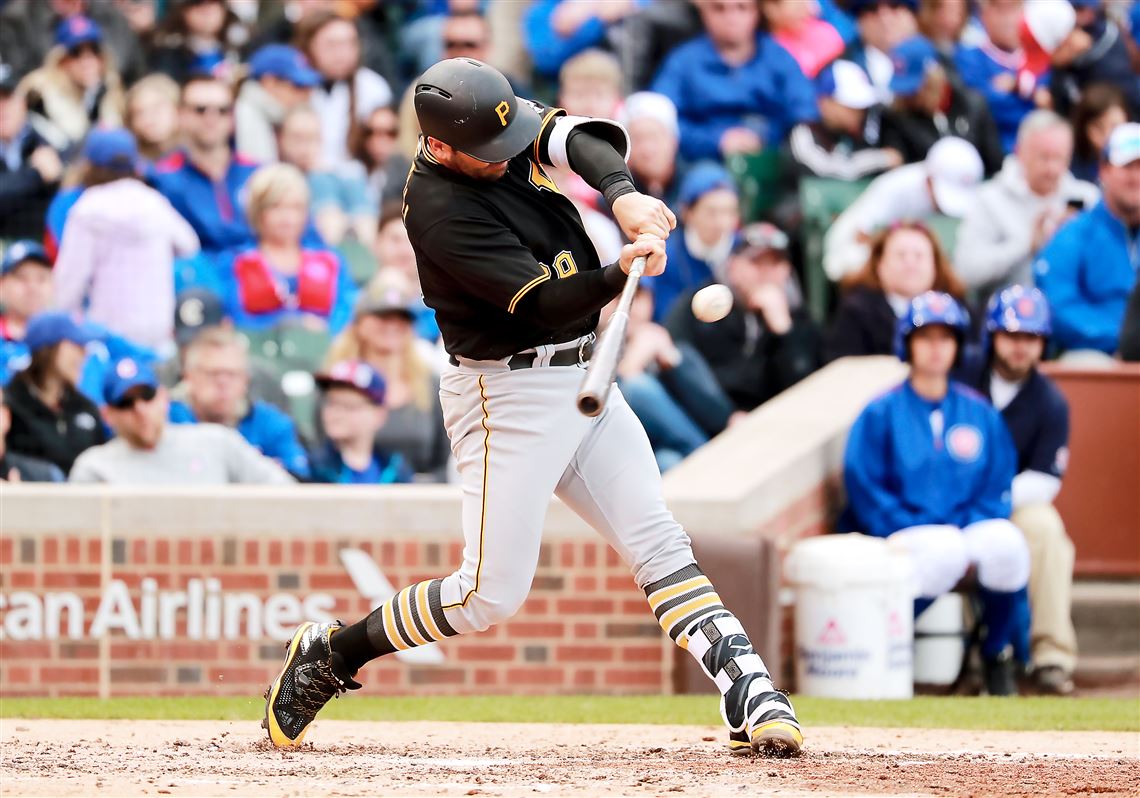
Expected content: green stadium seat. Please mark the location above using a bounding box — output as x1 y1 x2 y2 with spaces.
338 238 379 287
799 177 871 229
276 325 332 373
238 328 281 362
726 151 784 222
799 177 872 323
238 324 332 383
925 214 961 260
280 370 320 444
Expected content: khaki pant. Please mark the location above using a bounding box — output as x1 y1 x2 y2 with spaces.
1012 504 1078 673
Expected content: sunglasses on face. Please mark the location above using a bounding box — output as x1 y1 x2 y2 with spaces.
111 385 157 410
444 39 483 50
185 103 233 116
67 43 102 59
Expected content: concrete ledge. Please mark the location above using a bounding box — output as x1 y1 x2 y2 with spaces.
663 356 907 541
2 357 909 546
1 484 601 539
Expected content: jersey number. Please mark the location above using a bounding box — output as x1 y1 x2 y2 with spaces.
551 250 577 278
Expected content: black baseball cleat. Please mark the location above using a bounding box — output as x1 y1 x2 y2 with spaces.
723 677 803 758
725 708 804 757
728 729 752 756
262 620 362 747
982 650 1017 697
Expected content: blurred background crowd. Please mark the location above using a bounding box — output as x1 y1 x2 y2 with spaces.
0 0 1137 490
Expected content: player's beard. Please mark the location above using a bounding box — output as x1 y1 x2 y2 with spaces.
992 351 1034 382
435 142 511 181
462 160 510 181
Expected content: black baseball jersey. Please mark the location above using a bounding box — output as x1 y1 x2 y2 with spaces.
402 104 606 360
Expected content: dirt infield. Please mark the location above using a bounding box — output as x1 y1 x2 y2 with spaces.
1 719 1137 797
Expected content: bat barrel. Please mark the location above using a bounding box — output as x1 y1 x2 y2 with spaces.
576 256 646 417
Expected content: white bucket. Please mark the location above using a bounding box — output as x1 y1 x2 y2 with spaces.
913 593 967 686
784 534 916 699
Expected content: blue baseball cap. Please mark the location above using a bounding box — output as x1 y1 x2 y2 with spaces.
889 35 940 97
678 163 737 209
1 241 51 276
316 360 387 405
55 15 103 51
23 312 94 354
103 356 159 407
249 45 321 89
986 285 1052 338
84 128 140 171
894 291 969 360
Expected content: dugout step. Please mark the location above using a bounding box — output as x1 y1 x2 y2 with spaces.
1072 579 1140 687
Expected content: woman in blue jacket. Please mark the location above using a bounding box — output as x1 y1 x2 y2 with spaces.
843 291 1030 695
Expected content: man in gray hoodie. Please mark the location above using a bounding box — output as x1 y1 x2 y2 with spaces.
234 44 319 163
955 110 1099 298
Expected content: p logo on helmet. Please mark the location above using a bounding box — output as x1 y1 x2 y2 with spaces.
495 100 510 127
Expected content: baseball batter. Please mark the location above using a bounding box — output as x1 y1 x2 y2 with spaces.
263 58 802 757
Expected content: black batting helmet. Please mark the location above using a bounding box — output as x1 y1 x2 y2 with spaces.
414 58 541 163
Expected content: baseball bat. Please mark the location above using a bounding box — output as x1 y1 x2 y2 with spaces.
576 255 646 417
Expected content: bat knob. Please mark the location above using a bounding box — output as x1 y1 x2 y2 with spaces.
576 394 602 417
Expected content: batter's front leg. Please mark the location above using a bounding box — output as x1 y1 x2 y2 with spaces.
262 367 588 747
555 387 803 757
336 367 591 654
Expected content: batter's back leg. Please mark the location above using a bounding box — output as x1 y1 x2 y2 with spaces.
555 387 803 756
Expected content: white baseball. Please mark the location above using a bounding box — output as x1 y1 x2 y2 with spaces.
691 284 734 323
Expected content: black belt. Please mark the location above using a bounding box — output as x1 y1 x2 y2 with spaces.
450 337 595 370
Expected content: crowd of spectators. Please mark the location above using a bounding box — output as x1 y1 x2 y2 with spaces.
0 0 1137 692
0 0 1135 473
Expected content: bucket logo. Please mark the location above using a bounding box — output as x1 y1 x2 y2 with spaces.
0 548 442 664
887 610 906 638
816 618 847 646
946 424 983 463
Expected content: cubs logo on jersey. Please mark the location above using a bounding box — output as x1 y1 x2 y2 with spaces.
116 358 139 379
947 424 983 463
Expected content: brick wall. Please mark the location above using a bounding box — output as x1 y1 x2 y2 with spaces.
1 372 853 704
0 521 672 697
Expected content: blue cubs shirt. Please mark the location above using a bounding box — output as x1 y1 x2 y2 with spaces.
843 380 1018 538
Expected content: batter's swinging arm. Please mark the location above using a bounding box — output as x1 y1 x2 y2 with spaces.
576 255 647 416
